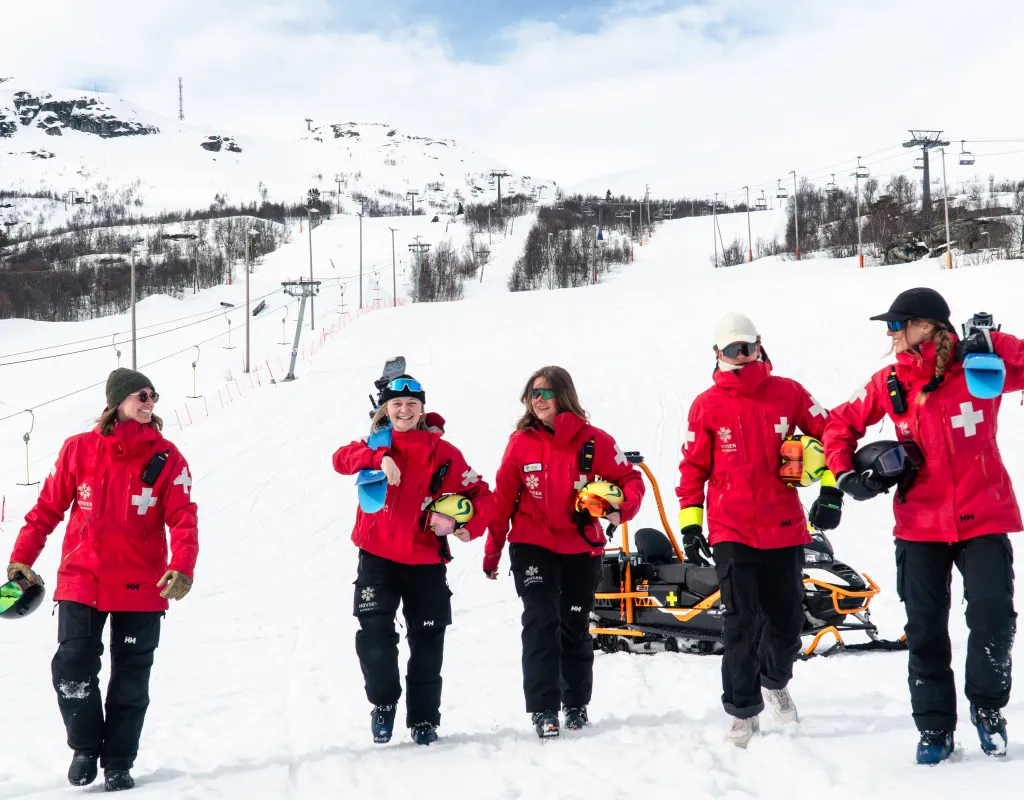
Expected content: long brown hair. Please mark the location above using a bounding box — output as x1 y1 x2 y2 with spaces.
371 400 428 433
515 366 589 431
916 319 954 404
96 407 164 437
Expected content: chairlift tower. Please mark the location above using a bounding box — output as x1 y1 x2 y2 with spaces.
280 278 321 382
406 190 419 215
850 156 871 269
903 130 949 212
490 170 510 216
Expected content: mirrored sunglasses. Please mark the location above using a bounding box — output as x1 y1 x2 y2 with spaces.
720 341 758 359
530 388 556 400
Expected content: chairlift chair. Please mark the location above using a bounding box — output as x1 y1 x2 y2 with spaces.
776 179 788 199
959 140 975 166
756 189 767 210
854 156 870 179
914 157 925 170
826 174 837 194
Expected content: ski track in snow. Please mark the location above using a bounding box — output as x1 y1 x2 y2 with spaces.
1 209 1023 798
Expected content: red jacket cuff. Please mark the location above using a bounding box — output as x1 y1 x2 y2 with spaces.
482 552 501 573
371 449 389 469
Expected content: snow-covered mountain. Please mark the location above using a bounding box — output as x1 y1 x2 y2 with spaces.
0 78 557 219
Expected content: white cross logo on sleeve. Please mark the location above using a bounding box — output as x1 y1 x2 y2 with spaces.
461 468 480 486
683 428 695 449
808 397 827 418
613 443 628 466
131 488 158 515
849 383 869 404
173 467 192 495
774 417 790 437
573 474 589 491
951 402 984 437
421 495 434 511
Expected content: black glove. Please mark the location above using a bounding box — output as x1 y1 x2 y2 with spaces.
837 470 887 501
681 525 712 566
808 486 843 530
957 328 995 361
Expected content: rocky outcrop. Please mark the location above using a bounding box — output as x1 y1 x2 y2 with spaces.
200 135 242 153
11 91 158 138
0 107 16 138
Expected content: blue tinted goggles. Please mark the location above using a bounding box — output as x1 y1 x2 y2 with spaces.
886 319 912 332
388 378 423 392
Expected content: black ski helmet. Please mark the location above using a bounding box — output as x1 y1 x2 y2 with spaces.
0 572 46 620
852 440 924 490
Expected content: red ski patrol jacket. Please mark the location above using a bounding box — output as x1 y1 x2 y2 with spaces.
333 429 495 565
483 412 644 572
823 332 1024 543
676 360 830 550
10 420 198 612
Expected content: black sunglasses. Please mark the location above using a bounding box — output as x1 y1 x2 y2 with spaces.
134 390 159 403
719 341 759 359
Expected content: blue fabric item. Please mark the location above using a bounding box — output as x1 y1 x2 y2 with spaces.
963 353 1005 399
357 424 392 513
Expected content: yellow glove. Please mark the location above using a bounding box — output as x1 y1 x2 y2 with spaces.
6 562 37 583
157 570 193 601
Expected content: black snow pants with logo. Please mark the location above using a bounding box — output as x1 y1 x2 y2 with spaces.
353 549 452 727
509 542 603 713
52 600 163 770
895 534 1016 732
712 541 805 719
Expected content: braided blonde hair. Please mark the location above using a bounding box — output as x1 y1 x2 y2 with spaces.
916 320 953 404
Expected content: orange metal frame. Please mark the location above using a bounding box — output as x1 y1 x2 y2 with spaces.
590 458 885 656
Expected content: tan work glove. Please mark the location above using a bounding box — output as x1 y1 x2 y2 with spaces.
157 570 193 601
6 562 37 583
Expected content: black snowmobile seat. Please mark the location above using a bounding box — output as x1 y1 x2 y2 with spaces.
633 528 720 598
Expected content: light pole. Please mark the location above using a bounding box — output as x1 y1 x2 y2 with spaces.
713 193 719 269
744 185 752 262
388 226 398 305
306 207 319 329
244 227 258 373
357 211 364 309
789 170 800 260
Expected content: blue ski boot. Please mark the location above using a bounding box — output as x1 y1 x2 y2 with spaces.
970 705 1008 757
371 704 397 744
410 722 438 745
916 730 954 765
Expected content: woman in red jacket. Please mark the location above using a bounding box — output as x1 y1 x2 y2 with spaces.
483 366 644 738
677 313 836 747
823 287 1024 764
333 375 493 747
6 368 198 792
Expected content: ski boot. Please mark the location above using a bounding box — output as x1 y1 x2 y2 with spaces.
971 705 1007 757
410 722 438 746
68 752 98 786
725 715 760 748
104 769 135 792
916 730 954 765
371 703 397 744
532 710 559 738
563 706 589 731
763 687 800 724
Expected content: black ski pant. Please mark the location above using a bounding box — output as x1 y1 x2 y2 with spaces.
353 550 451 727
895 534 1016 732
712 541 805 719
51 600 163 771
509 543 603 713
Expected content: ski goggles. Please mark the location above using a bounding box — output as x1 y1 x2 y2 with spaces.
530 388 557 400
387 378 422 393
426 511 457 537
0 580 24 615
872 442 924 477
720 341 758 359
134 390 159 403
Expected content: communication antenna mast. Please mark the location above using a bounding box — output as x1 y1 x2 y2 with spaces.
178 77 184 121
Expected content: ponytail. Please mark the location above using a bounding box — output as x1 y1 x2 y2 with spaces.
917 323 953 404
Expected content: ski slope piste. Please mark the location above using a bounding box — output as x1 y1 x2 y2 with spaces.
1 212 1023 799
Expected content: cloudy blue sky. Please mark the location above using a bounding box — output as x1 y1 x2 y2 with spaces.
6 0 1024 195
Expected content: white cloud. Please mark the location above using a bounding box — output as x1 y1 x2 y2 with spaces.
6 0 1024 198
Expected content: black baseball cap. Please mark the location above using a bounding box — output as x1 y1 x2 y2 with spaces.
869 287 952 330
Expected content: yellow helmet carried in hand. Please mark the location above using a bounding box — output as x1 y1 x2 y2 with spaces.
428 494 475 526
574 479 624 518
779 435 827 487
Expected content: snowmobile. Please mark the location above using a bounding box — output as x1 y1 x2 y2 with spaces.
590 451 907 659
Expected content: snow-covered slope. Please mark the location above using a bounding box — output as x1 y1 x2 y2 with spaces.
0 79 556 220
1 210 1022 799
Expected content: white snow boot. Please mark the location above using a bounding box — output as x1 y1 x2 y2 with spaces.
763 687 800 724
725 715 760 748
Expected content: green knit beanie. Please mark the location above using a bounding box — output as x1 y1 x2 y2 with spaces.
105 368 156 410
